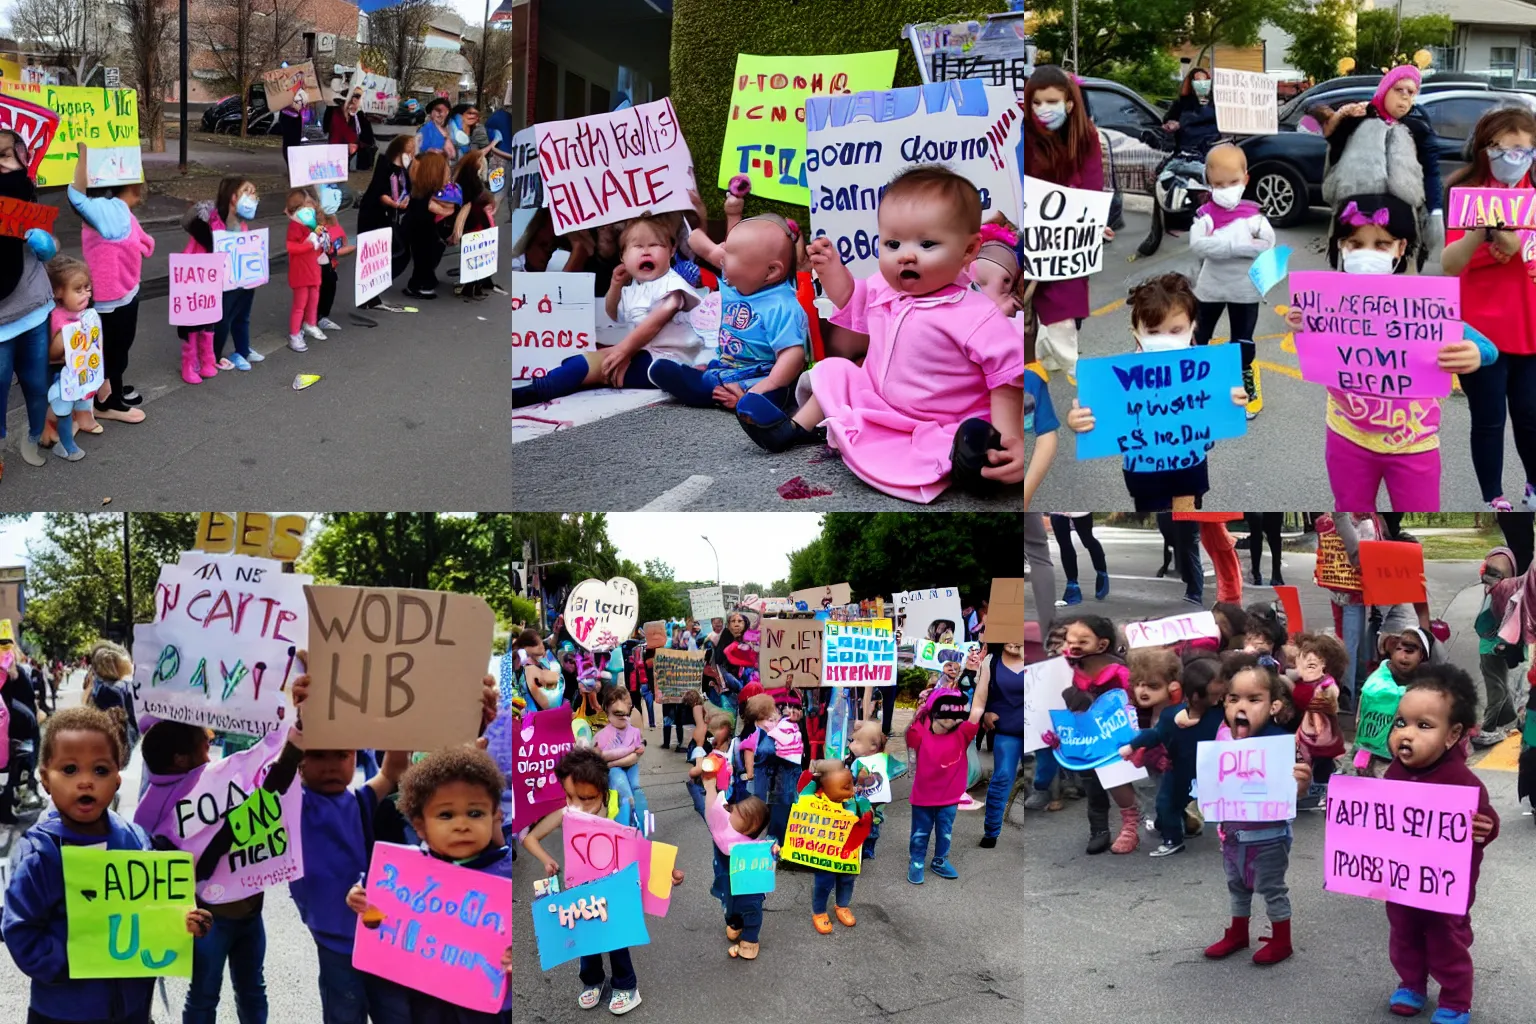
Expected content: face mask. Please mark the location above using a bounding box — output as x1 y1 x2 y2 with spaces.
454 129 470 146
296 207 317 229
1033 102 1067 131
1490 151 1533 185
402 153 413 168
235 195 258 219
320 188 341 216
1211 185 1245 210
1342 248 1397 275
1193 79 1212 98
1136 329 1194 353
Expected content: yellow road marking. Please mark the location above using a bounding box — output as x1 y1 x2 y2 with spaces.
1256 360 1303 381
1474 731 1523 772
1090 299 1124 318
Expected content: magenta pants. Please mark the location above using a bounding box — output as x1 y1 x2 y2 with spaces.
289 286 319 336
1325 430 1441 512
1386 903 1474 1012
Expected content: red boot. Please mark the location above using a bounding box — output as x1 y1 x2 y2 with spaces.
1110 805 1140 854
1252 918 1292 965
1204 917 1250 959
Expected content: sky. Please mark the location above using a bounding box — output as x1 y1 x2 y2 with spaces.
0 514 43 569
604 513 823 588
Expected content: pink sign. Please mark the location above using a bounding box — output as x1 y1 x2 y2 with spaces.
1323 774 1478 915
0 696 9 771
1290 270 1456 399
562 808 677 917
352 841 510 1014
168 253 225 327
1448 187 1536 229
512 705 573 834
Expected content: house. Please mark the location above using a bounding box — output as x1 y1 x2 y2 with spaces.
180 0 366 102
1395 0 1536 83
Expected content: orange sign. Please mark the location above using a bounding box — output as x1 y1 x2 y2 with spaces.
1358 541 1427 606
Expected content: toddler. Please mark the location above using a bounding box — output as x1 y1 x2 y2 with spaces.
905 671 989 883
284 188 327 352
794 759 872 934
1356 626 1434 777
847 720 903 857
40 257 99 462
315 184 355 333
1289 632 1347 808
699 772 773 961
744 693 801 846
595 689 648 829
1123 646 1179 828
177 200 225 382
209 176 263 370
1123 654 1227 856
970 223 1022 316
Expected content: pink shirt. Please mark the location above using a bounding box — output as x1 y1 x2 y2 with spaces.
705 791 754 855
49 306 81 341
762 718 803 763
81 217 154 303
594 723 644 756
905 718 979 807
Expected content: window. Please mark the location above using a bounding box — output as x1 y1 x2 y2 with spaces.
535 57 558 122
564 70 587 119
1085 88 1156 135
591 84 610 116
1491 46 1517 70
1425 96 1495 141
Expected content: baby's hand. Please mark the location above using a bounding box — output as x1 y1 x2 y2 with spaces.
502 946 512 974
712 382 745 409
671 868 685 886
1436 340 1481 375
807 236 839 269
1472 812 1495 844
1065 399 1095 433
687 764 703 779
541 857 560 877
611 264 631 289
1103 227 1116 242
770 843 780 859
1230 385 1248 407
1118 744 1134 759
345 884 369 914
185 908 213 938
981 435 1026 484
1292 761 1313 788
1174 708 1196 728
723 193 745 217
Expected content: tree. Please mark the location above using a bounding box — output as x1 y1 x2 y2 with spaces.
368 0 444 100
1355 11 1451 73
1032 0 1190 76
192 0 307 137
1184 0 1280 68
8 0 112 85
1275 0 1359 84
461 21 512 106
621 558 685 624
115 0 176 152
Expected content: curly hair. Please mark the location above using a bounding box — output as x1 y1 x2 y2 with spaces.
1403 664 1479 732
1294 632 1349 682
397 746 505 821
554 746 610 798
42 705 126 769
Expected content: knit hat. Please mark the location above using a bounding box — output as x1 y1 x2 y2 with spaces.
1371 64 1421 123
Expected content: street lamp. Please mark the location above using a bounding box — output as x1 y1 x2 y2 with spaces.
700 535 719 585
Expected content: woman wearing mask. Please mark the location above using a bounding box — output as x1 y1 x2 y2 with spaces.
1161 66 1220 154
355 133 416 312
0 130 58 483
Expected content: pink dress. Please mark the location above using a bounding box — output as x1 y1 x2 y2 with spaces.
810 275 1024 503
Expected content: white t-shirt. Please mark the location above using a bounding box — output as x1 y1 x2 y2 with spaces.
619 269 703 364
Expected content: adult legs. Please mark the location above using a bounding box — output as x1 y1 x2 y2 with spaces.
1071 514 1108 573
4 322 50 446
1174 519 1203 603
1155 512 1176 575
1504 353 1536 501
1049 513 1080 581
1246 512 1267 582
983 732 1024 839
1262 512 1284 581
1024 513 1055 632
1339 602 1368 707
1498 511 1536 574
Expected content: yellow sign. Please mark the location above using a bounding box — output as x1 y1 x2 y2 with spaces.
1314 528 1362 593
0 60 20 82
194 513 307 561
717 51 899 204
780 792 861 874
0 83 139 186
0 618 13 644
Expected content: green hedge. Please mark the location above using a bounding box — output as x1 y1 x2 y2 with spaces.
670 0 1002 222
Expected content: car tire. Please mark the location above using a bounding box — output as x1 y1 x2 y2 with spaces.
1250 164 1308 228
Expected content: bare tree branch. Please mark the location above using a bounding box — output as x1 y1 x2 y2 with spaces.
367 0 445 99
113 0 175 151
189 0 307 136
8 0 113 85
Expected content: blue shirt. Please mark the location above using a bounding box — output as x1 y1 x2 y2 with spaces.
289 785 378 955
1025 366 1058 436
710 276 806 379
417 120 449 154
486 109 514 150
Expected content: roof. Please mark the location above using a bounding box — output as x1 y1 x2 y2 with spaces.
1399 0 1536 27
416 47 472 75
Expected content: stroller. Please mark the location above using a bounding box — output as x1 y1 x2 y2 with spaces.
0 698 44 825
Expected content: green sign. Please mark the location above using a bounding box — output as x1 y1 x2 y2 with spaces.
227 788 282 850
1355 672 1403 760
62 848 195 978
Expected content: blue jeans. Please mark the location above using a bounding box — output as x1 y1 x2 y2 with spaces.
910 804 957 864
1033 747 1060 791
579 948 636 992
315 943 412 1024
863 810 882 856
638 684 655 727
646 355 791 410
1339 602 1367 707
710 845 730 909
0 319 49 441
983 732 1027 838
608 763 646 828
811 869 854 914
1154 772 1193 846
213 287 255 358
726 890 765 943
184 912 267 1024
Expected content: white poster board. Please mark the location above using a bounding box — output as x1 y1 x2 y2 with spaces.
512 271 597 380
288 144 350 187
1124 610 1220 649
348 70 399 117
1021 175 1112 282
85 145 143 186
892 586 964 645
688 585 726 623
1022 656 1072 754
354 227 392 306
509 126 542 251
1195 734 1298 822
1213 68 1278 136
211 228 270 290
459 228 498 283
57 309 103 402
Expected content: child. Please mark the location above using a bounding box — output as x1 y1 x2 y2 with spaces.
210 176 263 370
348 746 512 1023
40 256 98 462
1201 653 1312 965
3 707 212 1023
1065 274 1249 511
1123 646 1179 830
1289 632 1347 808
594 689 647 829
737 166 1025 502
698 772 772 960
1355 626 1434 777
315 184 355 333
905 669 990 883
849 719 905 856
970 222 1022 315
1380 665 1499 1023
1243 604 1288 670
1475 545 1526 745
1190 144 1276 416
743 693 801 845
1122 653 1226 856
521 747 684 1014
284 188 327 352
176 201 225 382
70 141 152 422
794 759 872 935
452 152 494 301
687 710 735 820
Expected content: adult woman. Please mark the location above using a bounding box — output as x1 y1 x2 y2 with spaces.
0 130 55 483
416 98 457 162
1161 67 1219 154
277 86 308 158
979 642 1027 847
710 611 748 716
451 103 490 155
326 90 376 168
401 150 450 299
512 628 564 710
1050 512 1109 605
451 149 489 298
355 133 415 311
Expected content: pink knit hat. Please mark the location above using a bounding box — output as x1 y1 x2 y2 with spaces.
1371 64 1421 123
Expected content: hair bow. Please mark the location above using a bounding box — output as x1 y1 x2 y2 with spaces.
1340 201 1390 228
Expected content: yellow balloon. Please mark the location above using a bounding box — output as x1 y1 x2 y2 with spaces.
1337 57 1356 75
1414 49 1433 69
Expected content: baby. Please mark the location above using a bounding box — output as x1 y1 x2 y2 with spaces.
970 223 1021 317
736 165 1025 502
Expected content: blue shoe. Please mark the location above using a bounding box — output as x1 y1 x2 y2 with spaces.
930 857 958 880
230 353 252 371
861 843 876 860
1061 580 1083 605
1183 594 1204 607
736 391 788 427
1429 1009 1469 1024
1389 989 1426 1016
907 860 924 885
1094 571 1110 601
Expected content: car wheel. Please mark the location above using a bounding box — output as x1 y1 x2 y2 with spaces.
1251 165 1308 228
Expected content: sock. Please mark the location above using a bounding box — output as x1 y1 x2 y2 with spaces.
515 355 589 407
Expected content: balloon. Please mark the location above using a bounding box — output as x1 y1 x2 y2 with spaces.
1337 57 1356 75
1413 49 1433 69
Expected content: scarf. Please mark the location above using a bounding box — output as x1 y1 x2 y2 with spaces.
1197 198 1263 231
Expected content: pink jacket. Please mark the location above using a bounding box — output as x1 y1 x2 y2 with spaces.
81 217 154 303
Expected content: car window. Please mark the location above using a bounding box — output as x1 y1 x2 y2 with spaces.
1085 88 1157 134
1425 97 1497 141
1281 88 1373 127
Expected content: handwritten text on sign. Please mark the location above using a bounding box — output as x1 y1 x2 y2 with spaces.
653 647 705 704
0 90 59 178
1047 688 1138 771
1291 270 1457 398
288 144 349 187
688 585 725 623
781 793 861 873
512 705 574 834
0 83 134 186
1124 610 1220 649
759 619 824 688
167 254 225 327
1324 775 1477 915
1021 175 1112 282
511 271 596 381
535 98 696 234
62 849 194 978
1195 734 1298 822
212 229 270 290
1074 344 1246 469
58 309 104 402
1212 69 1278 135
352 842 510 1013
1022 657 1071 754
458 228 497 283
729 840 777 895
563 577 639 652
1448 187 1536 229
822 620 896 687
0 196 58 238
533 863 650 971
562 808 678 917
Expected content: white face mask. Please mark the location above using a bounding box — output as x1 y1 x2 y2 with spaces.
1136 329 1194 353
1211 185 1245 210
1032 102 1067 131
1342 248 1398 275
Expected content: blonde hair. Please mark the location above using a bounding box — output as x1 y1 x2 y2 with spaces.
1205 143 1248 176
89 641 131 682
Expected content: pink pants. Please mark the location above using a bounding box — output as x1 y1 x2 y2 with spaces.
289 286 319 336
1324 430 1441 512
1386 903 1474 1012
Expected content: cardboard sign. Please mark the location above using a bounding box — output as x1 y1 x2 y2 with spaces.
1323 775 1478 915
0 83 133 186
0 195 57 238
167 253 225 327
1074 345 1247 469
789 583 852 611
688 585 726 624
653 647 705 703
1047 689 1138 770
1124 610 1220 649
1315 526 1362 592
1448 187 1536 229
509 125 542 244
511 271 597 381
85 145 142 186
781 792 861 873
910 16 1030 95
759 619 824 688
0 581 20 626
1358 540 1428 605
1213 68 1278 135
561 808 677 917
1022 657 1071 753
1291 271 1457 398
851 752 893 804
347 69 399 118
729 840 777 895
0 89 59 179
914 639 980 671
353 227 393 306
459 228 497 283
534 97 696 234
191 513 306 560
533 863 650 971
892 586 963 645
822 620 896 687
986 578 1025 644
805 81 1023 287
1195 733 1298 822
57 309 103 402
261 60 332 111
1021 175 1113 281
62 849 195 978
352 842 510 1012
718 50 899 204
642 620 667 649
512 705 574 834
1274 585 1305 637
288 144 350 187
563 577 639 651
301 585 498 750
212 228 270 290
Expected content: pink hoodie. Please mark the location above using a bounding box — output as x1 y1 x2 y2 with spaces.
705 791 756 855
81 218 154 303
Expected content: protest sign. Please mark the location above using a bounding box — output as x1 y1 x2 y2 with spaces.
805 81 1023 287
653 647 705 703
1074 345 1247 469
1448 187 1536 229
914 639 980 671
352 842 510 1012
852 753 894 804
84 145 141 186
509 125 541 245
1047 689 1138 770
353 228 392 306
486 705 514 825
642 620 666 649
1023 657 1071 753
512 705 574 834
729 841 777 895
511 272 597 380
1171 511 1245 521
563 576 639 651
1315 528 1363 592
0 195 57 238
1212 69 1278 135
1356 676 1402 758
892 586 963 645
190 513 306 560
1096 758 1149 789
167 254 225 327
1124 610 1220 649
212 229 270 290
1275 585 1305 636
562 808 677 917
535 97 696 234
533 863 650 971
908 14 1029 95
347 69 398 117
822 620 896 687
261 61 331 110
718 50 899 204
63 849 194 978
986 578 1025 644
790 583 852 611
459 228 497 283
1323 775 1478 915
0 89 58 179
781 793 861 873
1248 245 1292 298
288 144 349 187
0 83 133 186
1021 175 1112 282
1290 270 1457 398
1195 733 1298 822
1358 540 1428 605
57 309 103 402
688 585 726 623
301 585 496 750
760 619 824 688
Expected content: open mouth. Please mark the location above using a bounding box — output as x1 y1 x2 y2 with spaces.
75 795 97 810
1397 741 1414 757
638 259 656 273
899 269 921 281
1230 712 1250 739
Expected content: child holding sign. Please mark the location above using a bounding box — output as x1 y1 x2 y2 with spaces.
210 177 264 371
697 771 773 961
177 201 226 382
284 189 327 352
792 760 872 936
40 257 98 462
3 706 213 1024
315 185 354 333
905 668 989 884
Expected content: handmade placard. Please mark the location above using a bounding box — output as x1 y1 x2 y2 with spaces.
512 705 574 834
211 228 270 290
354 228 392 306
167 254 225 327
85 145 142 187
562 576 639 652
1357 540 1428 606
789 582 852 610
1447 187 1536 229
821 620 896 687
1124 610 1220 649
1274 585 1305 636
1022 657 1071 754
781 792 861 873
459 227 497 283
509 125 541 243
1074 345 1247 469
57 309 104 402
0 83 132 186
892 586 963 646
62 849 195 978
288 144 350 187
728 841 777 895
1324 775 1478 915
913 639 980 671
986 578 1025 645
759 619 824 688
0 195 57 238
688 585 726 623
261 60 331 110
653 647 705 704
533 863 650 971
1021 175 1112 281
1195 733 1298 822
642 620 667 649
1212 68 1278 134
561 808 677 917
851 753 894 804
1290 270 1457 398
511 271 598 380
1047 688 1138 770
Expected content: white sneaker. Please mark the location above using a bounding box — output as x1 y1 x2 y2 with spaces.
287 333 308 352
578 985 603 1010
317 317 342 331
302 323 327 340
608 989 641 1015
245 349 265 363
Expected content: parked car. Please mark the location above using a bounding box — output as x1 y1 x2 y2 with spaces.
1239 86 1536 227
201 87 265 133
1070 76 1176 195
387 100 425 126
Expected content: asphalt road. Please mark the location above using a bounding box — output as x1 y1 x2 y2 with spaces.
1028 206 1532 511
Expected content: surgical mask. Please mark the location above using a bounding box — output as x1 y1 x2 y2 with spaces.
454 129 470 146
402 153 413 168
235 195 258 219
1033 102 1067 131
1211 185 1245 210
1342 248 1397 275
320 188 341 216
1136 329 1194 353
1490 150 1533 185
1193 79 1211 98
296 206 317 229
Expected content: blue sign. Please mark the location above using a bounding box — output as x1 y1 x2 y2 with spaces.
1074 345 1246 471
1249 245 1293 299
1047 689 1138 771
532 863 650 971
729 841 777 895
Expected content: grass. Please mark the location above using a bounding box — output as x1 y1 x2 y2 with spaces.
1418 528 1505 561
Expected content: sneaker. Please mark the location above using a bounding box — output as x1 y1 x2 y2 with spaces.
1428 1010 1469 1024
217 357 235 371
1245 407 1258 421
120 385 143 406
1149 840 1185 857
317 317 342 331
287 334 308 352
244 349 265 363
302 324 327 340
1471 726 1511 748
402 287 437 300
978 836 997 848
1061 580 1083 605
1182 594 1204 607
930 857 958 880
1490 496 1515 511
1022 789 1051 811
907 860 925 884
229 353 252 371
1143 816 1158 834
608 989 641 1016
1268 576 1285 586
54 443 85 462
1388 987 1426 1016
1094 570 1110 601
578 986 604 1010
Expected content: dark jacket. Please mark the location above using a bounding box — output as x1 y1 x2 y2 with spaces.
1164 94 1220 153
983 655 1025 737
1327 105 1443 215
1128 703 1223 782
1384 744 1499 904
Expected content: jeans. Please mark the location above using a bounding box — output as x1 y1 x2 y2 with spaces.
1222 836 1292 921
710 845 730 909
646 355 790 411
1154 772 1193 845
638 684 655 727
1032 747 1059 791
579 948 636 991
727 891 765 942
0 319 49 441
608 763 646 828
811 869 855 914
983 732 1027 838
315 943 412 1024
1338 602 1367 707
1172 518 1204 602
184 912 268 1023
686 775 706 819
1461 349 1536 502
909 803 957 864
1499 510 1536 574
213 287 256 359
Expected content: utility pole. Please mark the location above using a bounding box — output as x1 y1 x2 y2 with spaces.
477 0 491 106
1071 0 1079 72
121 513 133 654
179 0 189 173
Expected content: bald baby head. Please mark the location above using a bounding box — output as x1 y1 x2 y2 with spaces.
721 216 796 295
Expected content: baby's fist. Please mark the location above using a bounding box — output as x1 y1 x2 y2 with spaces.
807 237 837 266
